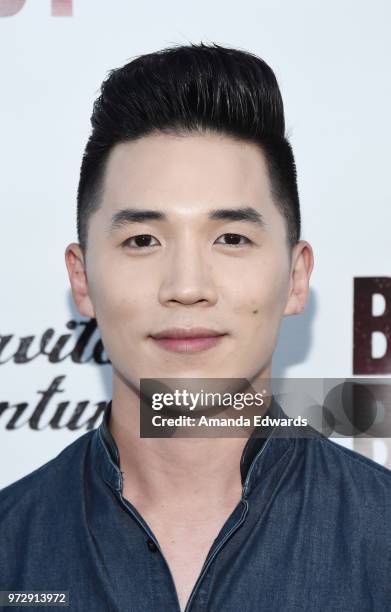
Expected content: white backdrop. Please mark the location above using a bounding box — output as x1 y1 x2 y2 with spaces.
1 0 390 489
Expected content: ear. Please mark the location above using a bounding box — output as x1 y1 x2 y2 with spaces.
283 240 314 316
64 243 96 318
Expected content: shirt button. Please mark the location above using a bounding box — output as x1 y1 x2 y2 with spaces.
147 538 158 552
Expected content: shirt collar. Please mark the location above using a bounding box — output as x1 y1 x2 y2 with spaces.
93 395 292 498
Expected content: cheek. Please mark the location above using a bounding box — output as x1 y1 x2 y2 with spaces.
234 257 289 321
253 281 287 315
88 269 144 340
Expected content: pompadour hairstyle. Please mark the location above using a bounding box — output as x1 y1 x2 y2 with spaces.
77 42 301 253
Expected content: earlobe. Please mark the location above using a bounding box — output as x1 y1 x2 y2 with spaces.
64 243 96 318
284 293 303 317
283 241 314 317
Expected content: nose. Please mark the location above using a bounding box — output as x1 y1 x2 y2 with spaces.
157 237 218 307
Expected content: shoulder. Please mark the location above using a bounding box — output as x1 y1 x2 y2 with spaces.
299 434 391 504
311 434 391 478
0 430 96 519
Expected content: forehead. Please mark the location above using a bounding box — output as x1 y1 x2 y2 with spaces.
100 132 274 217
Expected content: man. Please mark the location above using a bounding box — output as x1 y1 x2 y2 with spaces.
1 43 390 612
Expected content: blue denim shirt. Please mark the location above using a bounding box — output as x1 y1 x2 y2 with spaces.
1 399 390 611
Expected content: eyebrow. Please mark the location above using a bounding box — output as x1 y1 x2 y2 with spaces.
108 206 266 234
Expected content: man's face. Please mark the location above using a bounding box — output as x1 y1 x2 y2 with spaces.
67 132 311 387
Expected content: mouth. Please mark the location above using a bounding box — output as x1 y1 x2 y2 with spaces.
149 327 227 354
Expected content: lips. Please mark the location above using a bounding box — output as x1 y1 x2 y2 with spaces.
150 328 226 353
151 327 225 340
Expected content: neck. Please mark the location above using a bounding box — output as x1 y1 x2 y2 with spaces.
108 370 271 513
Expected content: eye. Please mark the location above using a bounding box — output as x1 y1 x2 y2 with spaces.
122 234 160 249
215 233 252 246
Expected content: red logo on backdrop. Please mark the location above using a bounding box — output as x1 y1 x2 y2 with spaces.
0 0 72 16
353 277 391 375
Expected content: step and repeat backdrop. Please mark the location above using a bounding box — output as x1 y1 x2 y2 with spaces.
1 0 390 489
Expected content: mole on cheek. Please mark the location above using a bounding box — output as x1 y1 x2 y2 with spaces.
252 309 258 314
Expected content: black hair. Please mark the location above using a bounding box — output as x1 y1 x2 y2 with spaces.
77 42 301 254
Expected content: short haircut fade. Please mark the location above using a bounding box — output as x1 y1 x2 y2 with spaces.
77 42 301 253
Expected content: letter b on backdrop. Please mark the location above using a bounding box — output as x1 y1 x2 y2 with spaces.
353 277 391 374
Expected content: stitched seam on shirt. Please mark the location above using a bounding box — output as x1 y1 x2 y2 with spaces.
187 500 249 612
98 428 122 489
98 428 119 470
245 438 295 498
202 445 296 610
